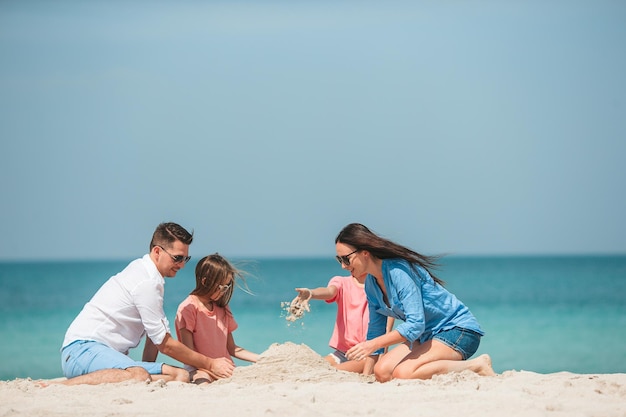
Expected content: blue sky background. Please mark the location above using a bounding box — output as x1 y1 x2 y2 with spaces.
1 1 625 261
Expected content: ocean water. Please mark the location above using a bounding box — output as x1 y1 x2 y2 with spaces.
1 255 625 380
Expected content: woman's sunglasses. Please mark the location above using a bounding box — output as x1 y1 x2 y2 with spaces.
335 249 359 266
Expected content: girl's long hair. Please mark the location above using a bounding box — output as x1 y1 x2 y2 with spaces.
335 223 445 286
192 253 245 307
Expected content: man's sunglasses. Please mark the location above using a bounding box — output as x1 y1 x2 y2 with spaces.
158 245 191 264
335 249 359 266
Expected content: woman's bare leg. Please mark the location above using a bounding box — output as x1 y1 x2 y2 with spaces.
373 343 412 382
392 339 495 380
410 354 496 379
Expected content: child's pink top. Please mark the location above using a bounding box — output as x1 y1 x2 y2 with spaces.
175 295 238 364
325 276 369 353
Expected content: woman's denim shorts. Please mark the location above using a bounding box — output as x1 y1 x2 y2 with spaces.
432 327 481 360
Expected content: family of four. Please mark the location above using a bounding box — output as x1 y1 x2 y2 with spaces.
59 222 495 385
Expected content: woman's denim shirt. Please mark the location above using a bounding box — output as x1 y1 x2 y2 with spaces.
365 259 483 354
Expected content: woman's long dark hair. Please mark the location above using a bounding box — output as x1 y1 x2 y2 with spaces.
335 223 445 286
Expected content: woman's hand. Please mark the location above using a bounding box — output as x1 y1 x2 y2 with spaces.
346 340 377 362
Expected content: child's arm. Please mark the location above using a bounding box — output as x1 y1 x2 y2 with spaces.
142 335 159 361
178 328 197 351
227 333 260 363
295 285 338 301
288 285 338 319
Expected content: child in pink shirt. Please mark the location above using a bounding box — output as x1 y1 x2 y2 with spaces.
293 273 393 374
175 253 259 383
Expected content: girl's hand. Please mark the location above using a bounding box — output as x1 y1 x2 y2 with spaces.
286 289 311 321
294 288 312 301
346 341 377 362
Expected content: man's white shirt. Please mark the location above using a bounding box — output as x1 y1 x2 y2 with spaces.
62 254 170 354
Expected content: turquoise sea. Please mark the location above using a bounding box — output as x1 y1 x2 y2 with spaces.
1 255 625 380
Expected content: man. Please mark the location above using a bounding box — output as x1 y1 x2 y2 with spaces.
60 222 235 385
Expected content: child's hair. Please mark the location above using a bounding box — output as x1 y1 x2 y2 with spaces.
192 253 246 307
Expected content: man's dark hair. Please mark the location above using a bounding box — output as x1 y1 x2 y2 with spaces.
150 222 193 250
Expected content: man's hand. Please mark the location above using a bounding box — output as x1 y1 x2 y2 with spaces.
207 357 235 380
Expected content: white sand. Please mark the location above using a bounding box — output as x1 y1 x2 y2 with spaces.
1 342 624 417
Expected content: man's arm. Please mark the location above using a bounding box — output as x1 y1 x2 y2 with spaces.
157 333 235 380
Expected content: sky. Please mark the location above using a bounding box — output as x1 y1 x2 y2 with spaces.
1 1 625 261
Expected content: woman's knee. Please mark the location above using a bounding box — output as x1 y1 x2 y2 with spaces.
392 364 423 380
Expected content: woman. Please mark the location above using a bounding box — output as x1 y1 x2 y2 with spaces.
336 223 495 382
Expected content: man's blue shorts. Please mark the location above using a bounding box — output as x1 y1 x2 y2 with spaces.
61 340 164 379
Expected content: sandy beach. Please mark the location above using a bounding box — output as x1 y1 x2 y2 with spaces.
1 343 624 417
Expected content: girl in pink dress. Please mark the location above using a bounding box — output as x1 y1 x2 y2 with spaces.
175 253 259 383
